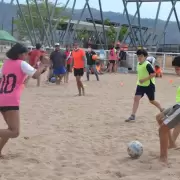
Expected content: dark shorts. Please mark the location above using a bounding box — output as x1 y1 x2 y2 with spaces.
109 60 115 64
163 104 180 129
0 106 19 112
66 64 71 72
53 66 66 75
74 68 84 77
135 84 155 101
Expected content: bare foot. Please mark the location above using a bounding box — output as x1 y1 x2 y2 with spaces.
74 94 81 97
0 153 5 159
168 143 177 149
159 156 168 164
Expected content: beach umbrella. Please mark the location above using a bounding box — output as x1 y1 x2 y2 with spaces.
0 30 17 43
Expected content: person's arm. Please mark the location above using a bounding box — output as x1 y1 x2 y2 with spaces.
82 50 87 67
21 61 48 79
140 64 156 83
49 52 53 69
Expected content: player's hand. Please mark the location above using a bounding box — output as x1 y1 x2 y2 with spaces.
139 79 145 84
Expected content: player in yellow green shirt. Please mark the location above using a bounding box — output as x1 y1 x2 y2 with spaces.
126 49 163 122
156 56 180 164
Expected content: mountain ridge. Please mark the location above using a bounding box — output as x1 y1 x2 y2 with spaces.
0 2 179 44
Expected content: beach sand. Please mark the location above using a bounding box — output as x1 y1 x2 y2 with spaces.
0 73 180 180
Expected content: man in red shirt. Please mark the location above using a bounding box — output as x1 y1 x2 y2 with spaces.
27 43 43 86
72 42 86 96
28 43 42 67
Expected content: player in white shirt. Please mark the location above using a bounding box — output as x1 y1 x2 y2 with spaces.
146 56 156 67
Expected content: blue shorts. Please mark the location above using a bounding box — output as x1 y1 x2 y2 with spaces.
53 66 66 75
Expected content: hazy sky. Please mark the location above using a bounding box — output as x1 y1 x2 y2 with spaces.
7 0 180 21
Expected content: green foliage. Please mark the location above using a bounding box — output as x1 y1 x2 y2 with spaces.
14 0 67 41
76 28 89 40
104 18 128 44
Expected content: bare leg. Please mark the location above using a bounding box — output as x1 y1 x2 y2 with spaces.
0 110 20 156
132 95 142 115
65 72 69 83
126 95 142 122
76 76 82 96
150 100 164 112
37 76 41 87
159 124 169 163
108 63 113 73
56 76 60 85
171 124 180 147
156 113 175 149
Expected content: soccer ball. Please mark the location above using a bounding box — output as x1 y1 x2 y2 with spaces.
127 141 143 159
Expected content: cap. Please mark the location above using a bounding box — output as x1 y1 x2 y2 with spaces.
55 43 60 46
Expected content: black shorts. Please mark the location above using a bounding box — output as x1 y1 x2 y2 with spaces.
109 60 115 64
74 68 84 77
0 106 19 112
135 84 155 101
66 64 71 72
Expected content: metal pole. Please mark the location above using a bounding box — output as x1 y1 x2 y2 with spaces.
156 0 178 46
121 2 142 46
33 0 51 47
87 0 102 48
136 1 143 46
53 0 70 35
171 0 180 33
98 0 108 49
26 0 36 45
48 0 58 43
151 0 161 47
16 0 34 45
63 0 76 45
45 0 55 45
71 2 87 43
122 0 137 47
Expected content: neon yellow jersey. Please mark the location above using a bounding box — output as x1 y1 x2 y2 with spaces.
137 61 155 87
0 62 3 68
176 87 180 103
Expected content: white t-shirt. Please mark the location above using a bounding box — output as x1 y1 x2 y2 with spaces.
146 56 156 66
0 61 36 78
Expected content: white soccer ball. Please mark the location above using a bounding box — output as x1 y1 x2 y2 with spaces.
127 141 143 158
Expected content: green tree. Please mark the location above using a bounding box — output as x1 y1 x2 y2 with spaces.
104 18 128 44
119 26 128 41
14 0 67 43
76 27 89 41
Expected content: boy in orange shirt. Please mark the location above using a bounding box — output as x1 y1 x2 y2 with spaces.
72 43 87 96
155 65 162 78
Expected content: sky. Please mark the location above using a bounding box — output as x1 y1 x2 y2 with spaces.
5 0 180 21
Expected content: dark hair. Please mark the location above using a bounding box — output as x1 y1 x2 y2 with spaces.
155 65 160 68
172 56 180 67
136 49 148 57
36 43 41 49
6 43 28 60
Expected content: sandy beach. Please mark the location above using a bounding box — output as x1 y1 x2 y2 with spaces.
0 73 180 180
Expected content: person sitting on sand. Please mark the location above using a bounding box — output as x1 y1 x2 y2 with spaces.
0 43 48 157
155 65 162 78
126 49 164 122
156 56 180 164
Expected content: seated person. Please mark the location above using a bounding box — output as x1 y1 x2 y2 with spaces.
155 65 162 78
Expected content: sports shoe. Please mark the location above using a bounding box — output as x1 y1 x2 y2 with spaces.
125 115 135 122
